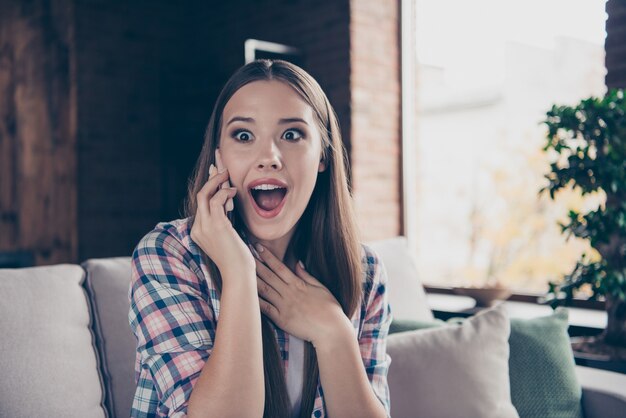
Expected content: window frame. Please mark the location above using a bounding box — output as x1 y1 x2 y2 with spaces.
424 284 606 311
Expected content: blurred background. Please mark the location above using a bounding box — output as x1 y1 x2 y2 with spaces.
0 0 624 297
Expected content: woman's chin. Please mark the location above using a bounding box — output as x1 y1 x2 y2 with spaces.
249 223 291 241
239 213 287 240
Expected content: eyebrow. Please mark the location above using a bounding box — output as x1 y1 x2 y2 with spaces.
226 116 309 126
278 117 309 125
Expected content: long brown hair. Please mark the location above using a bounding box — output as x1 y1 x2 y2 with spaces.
184 59 363 418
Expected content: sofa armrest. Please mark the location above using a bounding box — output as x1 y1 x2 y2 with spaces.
576 366 626 418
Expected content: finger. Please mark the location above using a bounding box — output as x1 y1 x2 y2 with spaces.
258 296 279 320
257 275 282 301
215 148 234 212
209 187 237 217
198 169 229 201
255 257 289 290
196 166 216 218
254 244 295 285
197 169 231 210
295 260 321 286
225 197 234 212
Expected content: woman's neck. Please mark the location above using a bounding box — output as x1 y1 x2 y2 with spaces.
249 232 297 270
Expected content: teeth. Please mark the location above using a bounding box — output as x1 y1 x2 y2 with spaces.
251 184 285 190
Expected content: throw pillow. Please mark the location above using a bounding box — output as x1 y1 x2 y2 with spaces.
389 318 444 334
367 237 434 321
386 304 520 418
389 308 584 418
508 309 584 418
0 265 108 418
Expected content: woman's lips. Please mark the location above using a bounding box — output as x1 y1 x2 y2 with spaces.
248 189 288 219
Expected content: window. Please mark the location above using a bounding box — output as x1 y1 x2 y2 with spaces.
414 0 608 293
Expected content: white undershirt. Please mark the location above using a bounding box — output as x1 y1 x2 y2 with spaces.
286 334 304 417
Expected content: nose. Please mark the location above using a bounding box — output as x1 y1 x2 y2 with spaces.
256 138 283 171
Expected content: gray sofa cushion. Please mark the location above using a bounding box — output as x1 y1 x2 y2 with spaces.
576 366 626 418
83 257 136 418
0 264 107 418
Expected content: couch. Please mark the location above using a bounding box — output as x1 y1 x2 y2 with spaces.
0 237 625 418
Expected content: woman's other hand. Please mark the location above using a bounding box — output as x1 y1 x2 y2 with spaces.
190 157 255 278
254 244 353 346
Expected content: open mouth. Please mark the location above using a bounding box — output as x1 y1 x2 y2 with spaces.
248 184 288 218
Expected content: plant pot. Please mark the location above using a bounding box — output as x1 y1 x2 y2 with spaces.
451 286 512 307
571 336 626 374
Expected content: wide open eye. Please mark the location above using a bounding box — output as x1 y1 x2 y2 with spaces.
233 129 253 142
282 129 304 142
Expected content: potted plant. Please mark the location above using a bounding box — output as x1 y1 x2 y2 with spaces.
541 88 626 361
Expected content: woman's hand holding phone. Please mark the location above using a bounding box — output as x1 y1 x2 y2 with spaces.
190 149 255 278
215 148 234 213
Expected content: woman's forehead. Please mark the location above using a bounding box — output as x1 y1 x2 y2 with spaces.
222 80 315 124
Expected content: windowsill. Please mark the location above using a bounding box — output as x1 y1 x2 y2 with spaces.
426 293 607 330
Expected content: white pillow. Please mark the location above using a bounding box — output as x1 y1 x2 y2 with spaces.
367 236 434 321
386 304 519 418
0 264 107 418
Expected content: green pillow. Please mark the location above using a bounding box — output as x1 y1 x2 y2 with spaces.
389 318 445 333
389 308 584 418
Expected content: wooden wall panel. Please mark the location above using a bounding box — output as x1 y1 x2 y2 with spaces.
0 0 77 265
0 6 18 249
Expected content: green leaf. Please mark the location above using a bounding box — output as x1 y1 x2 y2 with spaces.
540 88 626 302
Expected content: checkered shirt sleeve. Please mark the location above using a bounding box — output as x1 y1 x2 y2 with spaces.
359 246 393 417
128 228 215 418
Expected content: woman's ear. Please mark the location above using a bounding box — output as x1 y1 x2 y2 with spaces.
318 155 327 172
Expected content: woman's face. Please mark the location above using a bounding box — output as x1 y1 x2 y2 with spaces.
218 80 326 242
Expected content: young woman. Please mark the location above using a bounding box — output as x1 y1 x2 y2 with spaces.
128 59 392 418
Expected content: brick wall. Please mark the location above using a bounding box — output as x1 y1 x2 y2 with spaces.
606 0 626 88
350 0 403 241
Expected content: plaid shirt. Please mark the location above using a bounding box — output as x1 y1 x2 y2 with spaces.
128 217 392 417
